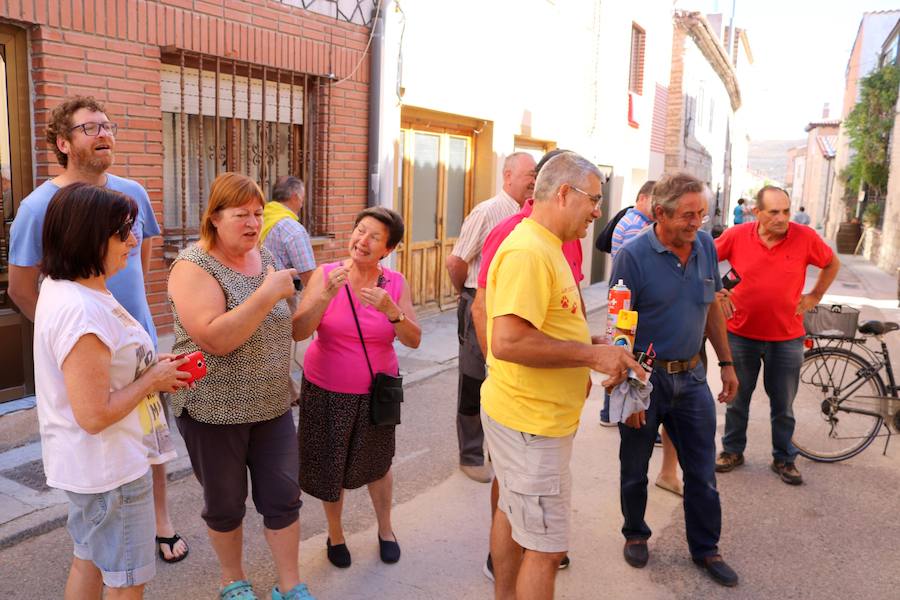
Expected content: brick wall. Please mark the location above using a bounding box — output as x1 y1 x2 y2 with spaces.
664 23 686 173
1 1 371 333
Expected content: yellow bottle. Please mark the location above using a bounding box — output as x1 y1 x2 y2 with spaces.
612 310 638 351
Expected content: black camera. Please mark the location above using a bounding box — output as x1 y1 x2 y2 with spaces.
722 268 741 291
628 349 655 388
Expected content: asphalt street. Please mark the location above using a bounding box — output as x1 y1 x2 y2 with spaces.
1 272 898 599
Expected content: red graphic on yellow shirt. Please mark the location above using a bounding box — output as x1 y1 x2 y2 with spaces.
560 295 579 314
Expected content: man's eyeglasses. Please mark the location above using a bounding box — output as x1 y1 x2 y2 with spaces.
568 185 603 210
673 212 711 224
69 122 118 137
113 218 134 242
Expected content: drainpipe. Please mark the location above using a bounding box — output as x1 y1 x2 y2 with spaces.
367 4 385 208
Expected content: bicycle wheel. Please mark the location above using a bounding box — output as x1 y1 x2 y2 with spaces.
792 347 886 462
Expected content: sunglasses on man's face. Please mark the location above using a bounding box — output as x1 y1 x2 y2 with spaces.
113 218 134 242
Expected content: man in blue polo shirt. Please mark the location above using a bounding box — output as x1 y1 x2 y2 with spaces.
8 96 188 564
609 172 739 587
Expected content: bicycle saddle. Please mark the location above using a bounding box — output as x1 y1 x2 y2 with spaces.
858 320 899 335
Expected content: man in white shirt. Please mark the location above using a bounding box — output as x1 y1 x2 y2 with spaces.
445 152 536 482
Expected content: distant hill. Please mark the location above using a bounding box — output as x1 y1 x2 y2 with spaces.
748 139 805 185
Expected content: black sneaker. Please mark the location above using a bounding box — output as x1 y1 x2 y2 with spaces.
558 555 570 570
483 553 494 582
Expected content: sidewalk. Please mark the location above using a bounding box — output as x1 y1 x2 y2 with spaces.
0 283 610 551
0 250 895 552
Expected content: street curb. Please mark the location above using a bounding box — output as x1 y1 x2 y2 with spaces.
0 503 68 552
0 460 196 551
0 362 462 550
0 295 608 550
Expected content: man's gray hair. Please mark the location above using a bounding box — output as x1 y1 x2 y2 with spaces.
271 175 305 202
533 152 602 202
503 151 532 173
651 172 707 215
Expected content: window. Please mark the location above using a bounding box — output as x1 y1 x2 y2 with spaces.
514 135 556 163
628 24 646 95
160 54 329 247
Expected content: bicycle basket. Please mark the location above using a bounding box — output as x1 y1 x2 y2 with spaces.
803 304 860 338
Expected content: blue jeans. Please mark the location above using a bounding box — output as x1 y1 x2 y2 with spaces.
601 392 610 422
619 363 721 559
722 333 804 462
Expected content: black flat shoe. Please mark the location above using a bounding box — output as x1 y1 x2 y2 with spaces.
693 555 738 587
327 537 351 568
378 533 401 564
623 540 648 568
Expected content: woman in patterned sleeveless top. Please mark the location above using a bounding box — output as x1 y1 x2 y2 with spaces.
168 173 315 600
293 207 421 569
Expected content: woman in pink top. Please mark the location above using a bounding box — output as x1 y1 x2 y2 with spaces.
293 207 421 569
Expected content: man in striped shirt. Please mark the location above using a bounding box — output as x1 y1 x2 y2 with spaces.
446 152 536 482
261 176 317 289
610 180 655 257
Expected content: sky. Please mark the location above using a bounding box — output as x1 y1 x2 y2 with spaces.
678 0 900 141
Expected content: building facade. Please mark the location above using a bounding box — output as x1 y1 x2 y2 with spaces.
664 11 746 230
372 0 675 307
0 0 375 405
798 118 839 230
825 10 900 238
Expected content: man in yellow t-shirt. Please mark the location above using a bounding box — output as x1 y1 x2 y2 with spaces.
481 151 644 599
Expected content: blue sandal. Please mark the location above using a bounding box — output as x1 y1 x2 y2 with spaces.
221 580 258 600
271 582 316 600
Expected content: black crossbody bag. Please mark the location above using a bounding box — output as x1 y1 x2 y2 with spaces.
345 286 403 426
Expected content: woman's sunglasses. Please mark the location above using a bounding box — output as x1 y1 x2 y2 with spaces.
113 218 134 242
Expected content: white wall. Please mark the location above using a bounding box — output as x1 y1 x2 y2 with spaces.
379 0 673 281
681 39 730 196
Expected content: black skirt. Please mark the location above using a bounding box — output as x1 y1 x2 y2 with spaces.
297 377 396 502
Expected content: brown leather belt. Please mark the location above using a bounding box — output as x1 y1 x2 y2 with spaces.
654 354 701 374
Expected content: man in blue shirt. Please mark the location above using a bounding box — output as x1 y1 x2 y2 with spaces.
792 205 811 225
609 180 654 257
609 172 739 587
733 198 746 225
8 96 188 563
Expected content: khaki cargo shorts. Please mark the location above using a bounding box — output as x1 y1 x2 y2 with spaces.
481 410 573 553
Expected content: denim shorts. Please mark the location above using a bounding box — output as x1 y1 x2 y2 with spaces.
65 470 156 588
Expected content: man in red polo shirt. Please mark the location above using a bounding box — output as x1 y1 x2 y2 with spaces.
713 186 840 485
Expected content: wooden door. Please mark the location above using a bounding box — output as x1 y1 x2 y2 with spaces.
396 127 472 313
0 24 35 403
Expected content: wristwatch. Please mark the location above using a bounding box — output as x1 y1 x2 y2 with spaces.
718 361 734 367
389 312 406 324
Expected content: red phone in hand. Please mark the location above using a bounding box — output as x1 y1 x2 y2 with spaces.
176 351 207 384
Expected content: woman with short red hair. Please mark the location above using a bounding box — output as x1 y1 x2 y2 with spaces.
168 172 314 600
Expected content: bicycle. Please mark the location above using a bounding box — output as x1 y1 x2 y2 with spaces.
792 305 900 462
